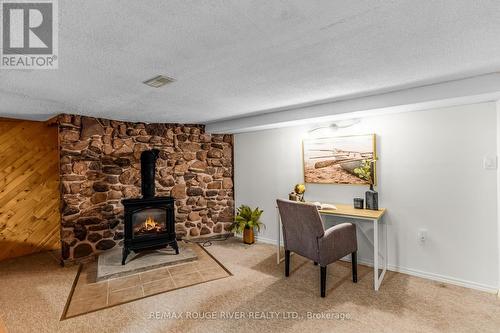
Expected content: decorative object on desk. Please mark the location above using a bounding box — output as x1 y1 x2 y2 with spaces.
353 157 378 185
353 160 373 183
353 198 364 209
303 134 376 184
231 205 265 244
294 183 306 202
312 202 337 210
365 160 379 210
289 183 305 201
365 186 379 210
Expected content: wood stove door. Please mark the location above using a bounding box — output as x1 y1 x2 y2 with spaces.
131 207 167 239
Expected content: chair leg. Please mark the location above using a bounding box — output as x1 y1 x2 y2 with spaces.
285 250 290 277
352 251 358 283
320 266 327 297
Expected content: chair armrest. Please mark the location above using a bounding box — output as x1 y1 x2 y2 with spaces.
318 223 357 266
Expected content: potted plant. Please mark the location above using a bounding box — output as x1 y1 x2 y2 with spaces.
231 205 265 244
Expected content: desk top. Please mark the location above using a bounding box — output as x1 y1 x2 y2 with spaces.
317 203 386 220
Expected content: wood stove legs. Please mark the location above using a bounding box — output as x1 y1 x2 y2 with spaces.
121 239 180 265
172 240 179 255
122 247 130 265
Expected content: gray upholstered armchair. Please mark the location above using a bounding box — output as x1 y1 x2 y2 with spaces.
276 199 358 297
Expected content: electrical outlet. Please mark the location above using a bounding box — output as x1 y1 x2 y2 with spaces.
417 229 427 243
483 155 497 170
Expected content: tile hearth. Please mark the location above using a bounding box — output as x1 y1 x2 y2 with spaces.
97 243 197 281
63 242 231 319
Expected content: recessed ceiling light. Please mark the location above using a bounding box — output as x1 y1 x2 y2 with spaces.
143 75 175 88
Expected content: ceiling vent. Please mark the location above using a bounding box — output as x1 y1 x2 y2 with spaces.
143 75 175 88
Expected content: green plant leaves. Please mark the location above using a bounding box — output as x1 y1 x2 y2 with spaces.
353 160 372 182
231 205 265 234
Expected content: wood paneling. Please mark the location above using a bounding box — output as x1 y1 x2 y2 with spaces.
0 318 7 333
0 119 60 262
0 316 6 333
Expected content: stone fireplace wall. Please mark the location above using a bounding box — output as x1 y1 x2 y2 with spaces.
58 115 234 262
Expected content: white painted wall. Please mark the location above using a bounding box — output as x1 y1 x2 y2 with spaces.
497 100 500 294
234 102 498 292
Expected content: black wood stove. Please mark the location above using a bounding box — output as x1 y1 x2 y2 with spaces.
121 149 178 265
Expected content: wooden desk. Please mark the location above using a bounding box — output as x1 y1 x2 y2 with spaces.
318 203 386 220
276 202 388 291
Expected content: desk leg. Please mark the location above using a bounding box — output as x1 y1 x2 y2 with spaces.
380 218 388 289
373 218 379 291
373 217 388 291
276 208 281 264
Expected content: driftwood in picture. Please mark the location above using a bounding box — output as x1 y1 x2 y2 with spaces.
302 134 376 185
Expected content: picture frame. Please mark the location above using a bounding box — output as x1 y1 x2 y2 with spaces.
302 134 377 185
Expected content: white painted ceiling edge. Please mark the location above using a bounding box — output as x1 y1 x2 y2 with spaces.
205 72 500 134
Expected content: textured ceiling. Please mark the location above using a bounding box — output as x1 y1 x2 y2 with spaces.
2 0 500 123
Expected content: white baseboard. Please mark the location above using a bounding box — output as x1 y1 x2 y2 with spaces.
252 235 499 294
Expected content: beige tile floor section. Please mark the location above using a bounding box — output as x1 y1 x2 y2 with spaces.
65 243 230 318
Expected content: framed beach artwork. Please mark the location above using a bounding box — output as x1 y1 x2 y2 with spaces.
302 134 377 185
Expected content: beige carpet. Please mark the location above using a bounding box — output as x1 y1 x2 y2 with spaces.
0 238 499 333
63 243 231 319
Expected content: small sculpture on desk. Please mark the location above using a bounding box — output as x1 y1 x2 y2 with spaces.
365 185 378 210
289 184 306 202
357 160 378 210
353 198 364 209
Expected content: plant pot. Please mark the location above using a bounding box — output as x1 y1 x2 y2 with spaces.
243 227 254 244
